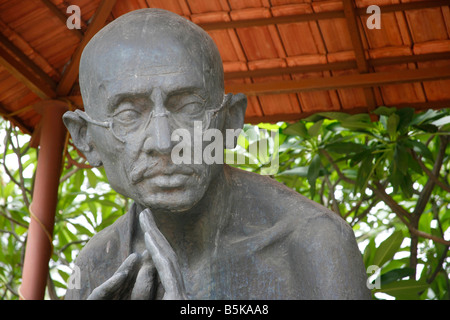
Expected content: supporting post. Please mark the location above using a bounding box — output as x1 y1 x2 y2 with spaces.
20 100 68 300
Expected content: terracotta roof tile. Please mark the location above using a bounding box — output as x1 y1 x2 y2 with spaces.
0 0 448 133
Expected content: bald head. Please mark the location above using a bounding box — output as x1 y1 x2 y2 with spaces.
79 9 224 115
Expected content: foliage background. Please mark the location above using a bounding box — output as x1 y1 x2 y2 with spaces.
0 107 449 300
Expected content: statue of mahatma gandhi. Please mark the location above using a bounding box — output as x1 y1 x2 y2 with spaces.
62 8 371 300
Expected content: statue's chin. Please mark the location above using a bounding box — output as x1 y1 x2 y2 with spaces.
138 198 201 216
135 184 208 214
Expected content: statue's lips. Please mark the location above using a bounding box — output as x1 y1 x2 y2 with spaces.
148 173 191 189
130 164 195 186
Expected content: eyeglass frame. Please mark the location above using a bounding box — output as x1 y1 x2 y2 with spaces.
76 93 230 144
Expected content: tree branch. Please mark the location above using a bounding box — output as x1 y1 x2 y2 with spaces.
321 145 450 246
320 149 356 185
324 175 342 216
370 182 412 224
0 228 23 242
411 149 450 193
413 135 448 217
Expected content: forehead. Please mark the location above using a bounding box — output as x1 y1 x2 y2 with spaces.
99 63 205 105
86 37 209 112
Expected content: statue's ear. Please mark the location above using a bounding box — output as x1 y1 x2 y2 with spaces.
224 93 247 148
62 111 103 167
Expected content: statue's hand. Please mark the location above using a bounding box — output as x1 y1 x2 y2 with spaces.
87 252 145 299
139 208 188 300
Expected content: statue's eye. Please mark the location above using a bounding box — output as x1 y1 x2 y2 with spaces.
113 108 141 125
178 102 204 117
169 94 205 118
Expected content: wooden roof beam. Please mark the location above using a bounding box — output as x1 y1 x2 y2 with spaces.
225 67 450 95
356 0 450 15
342 0 377 109
198 0 448 30
56 0 117 97
224 52 450 79
0 34 56 99
199 11 344 30
0 102 33 134
245 100 450 124
39 0 84 40
225 61 357 79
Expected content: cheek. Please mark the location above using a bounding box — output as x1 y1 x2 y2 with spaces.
101 160 132 197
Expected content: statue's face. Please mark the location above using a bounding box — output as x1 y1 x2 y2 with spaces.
84 35 224 213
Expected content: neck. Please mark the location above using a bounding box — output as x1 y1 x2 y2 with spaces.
135 166 230 264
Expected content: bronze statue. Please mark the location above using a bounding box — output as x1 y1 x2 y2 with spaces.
63 8 371 300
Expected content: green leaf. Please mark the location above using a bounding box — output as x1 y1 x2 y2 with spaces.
307 119 323 137
380 268 415 286
236 134 249 149
418 212 432 236
349 149 372 167
355 154 374 192
373 106 396 116
373 231 404 268
410 109 440 126
257 123 281 131
394 144 408 175
375 279 429 300
387 113 400 140
403 140 434 162
432 115 450 127
276 166 309 177
72 170 84 191
363 237 376 267
326 142 366 155
340 114 375 131
307 154 321 197
304 112 350 122
396 108 414 131
414 123 438 133
283 122 308 138
86 169 98 188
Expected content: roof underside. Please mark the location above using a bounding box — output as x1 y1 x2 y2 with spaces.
0 0 449 136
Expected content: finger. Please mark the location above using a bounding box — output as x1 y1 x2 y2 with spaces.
139 209 177 262
130 262 156 300
87 272 127 300
87 253 141 300
116 252 141 274
140 209 187 299
139 209 157 236
144 232 186 300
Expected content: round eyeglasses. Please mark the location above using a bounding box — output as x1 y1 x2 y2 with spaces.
76 94 229 143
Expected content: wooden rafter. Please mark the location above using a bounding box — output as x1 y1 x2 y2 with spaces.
225 67 450 96
199 11 345 31
342 0 377 109
0 33 56 99
199 0 449 30
356 0 450 15
370 52 450 67
40 0 84 40
224 52 450 80
244 99 450 124
0 102 33 134
56 0 117 97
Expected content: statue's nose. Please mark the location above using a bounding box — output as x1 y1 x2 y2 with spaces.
142 112 172 155
142 89 172 155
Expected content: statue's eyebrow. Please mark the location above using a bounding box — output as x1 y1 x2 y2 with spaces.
106 92 150 113
105 85 206 113
165 86 206 101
